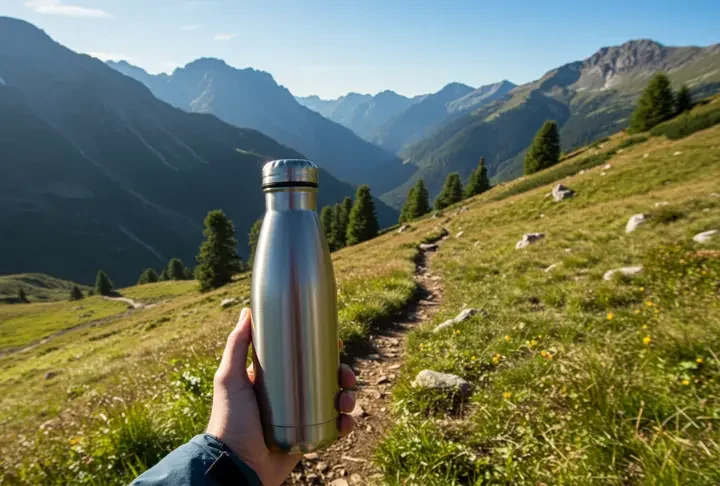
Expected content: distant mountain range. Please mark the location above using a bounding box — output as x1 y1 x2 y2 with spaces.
0 17 398 285
378 39 720 207
108 59 415 195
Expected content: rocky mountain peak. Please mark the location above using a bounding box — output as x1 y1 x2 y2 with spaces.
584 39 667 73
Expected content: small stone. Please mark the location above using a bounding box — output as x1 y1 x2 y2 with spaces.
654 201 669 207
44 371 59 380
693 230 718 244
72 305 84 311
544 263 558 273
643 153 649 158
220 298 237 308
603 266 643 281
625 214 647 233
397 224 410 234
603 164 612 170
242 298 250 305
539 213 545 218
419 243 438 251
564 248 572 253
600 171 607 176
305 473 319 481
516 232 545 249
350 403 368 419
375 375 389 385
412 370 471 397
349 473 363 484
388 363 401 370
316 462 329 472
387 338 399 346
711 193 720 198
303 452 319 461
330 479 349 486
473 241 480 247
455 231 464 238
552 184 575 202
673 151 683 156
433 308 480 332
380 407 386 412
342 456 368 463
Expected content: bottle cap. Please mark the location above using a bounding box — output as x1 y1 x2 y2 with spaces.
262 159 319 189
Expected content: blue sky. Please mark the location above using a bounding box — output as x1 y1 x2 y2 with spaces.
3 0 720 98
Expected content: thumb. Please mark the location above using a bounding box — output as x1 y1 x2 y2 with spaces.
216 308 252 387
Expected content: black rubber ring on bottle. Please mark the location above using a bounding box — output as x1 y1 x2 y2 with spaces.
262 181 318 189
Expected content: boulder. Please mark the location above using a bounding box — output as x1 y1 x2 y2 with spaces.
693 230 718 244
412 370 471 397
603 266 643 281
626 214 647 233
433 308 479 333
220 298 237 308
397 224 410 234
552 184 575 202
516 233 545 249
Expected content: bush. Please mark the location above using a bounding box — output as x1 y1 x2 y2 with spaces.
649 105 720 140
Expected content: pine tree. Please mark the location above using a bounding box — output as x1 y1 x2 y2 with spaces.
346 185 379 245
320 205 336 251
335 197 352 248
69 285 84 301
465 157 490 198
524 121 560 175
434 173 464 210
629 73 676 132
95 270 113 296
137 268 159 285
675 85 692 115
329 203 344 250
17 287 28 303
410 179 431 218
195 209 243 292
166 258 187 281
247 218 263 267
183 266 194 280
399 187 415 224
159 267 169 281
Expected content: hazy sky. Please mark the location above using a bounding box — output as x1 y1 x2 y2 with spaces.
4 0 719 98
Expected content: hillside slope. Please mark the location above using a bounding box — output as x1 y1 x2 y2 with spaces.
0 274 88 303
0 17 397 286
2 101 718 484
383 39 720 207
108 60 415 195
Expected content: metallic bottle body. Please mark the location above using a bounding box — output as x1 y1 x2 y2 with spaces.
251 187 339 453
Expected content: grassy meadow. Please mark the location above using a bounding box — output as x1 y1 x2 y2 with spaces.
1 97 719 484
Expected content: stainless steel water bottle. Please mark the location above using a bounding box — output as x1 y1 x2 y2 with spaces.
251 159 340 453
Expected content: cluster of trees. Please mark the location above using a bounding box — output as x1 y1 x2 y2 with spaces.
137 258 194 286
629 73 693 133
398 158 490 222
319 184 380 250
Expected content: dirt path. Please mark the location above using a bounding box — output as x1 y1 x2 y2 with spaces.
286 241 445 486
102 295 148 309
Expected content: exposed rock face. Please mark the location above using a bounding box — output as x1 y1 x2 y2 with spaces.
552 184 575 202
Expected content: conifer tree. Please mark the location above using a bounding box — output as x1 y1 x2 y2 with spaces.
166 258 187 281
434 173 464 210
247 218 263 267
346 185 379 245
69 285 84 301
524 121 560 175
320 205 336 251
95 270 113 296
465 157 490 197
137 268 159 285
195 210 243 291
399 187 415 224
17 287 28 303
629 73 676 132
675 85 692 115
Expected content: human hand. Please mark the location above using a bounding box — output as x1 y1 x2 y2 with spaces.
207 308 356 486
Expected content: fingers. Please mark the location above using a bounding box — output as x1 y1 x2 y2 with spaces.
338 338 344 350
337 390 355 414
246 363 255 384
215 308 252 387
337 414 355 437
338 363 356 389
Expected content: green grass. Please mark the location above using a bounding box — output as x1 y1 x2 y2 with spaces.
0 273 89 303
650 97 720 140
376 123 720 484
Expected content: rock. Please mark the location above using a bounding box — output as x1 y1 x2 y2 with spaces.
397 224 410 234
432 211 443 218
330 480 349 486
625 214 647 233
693 230 718 244
316 462 329 472
303 452 319 461
433 308 479 333
387 337 399 346
44 371 59 380
643 153 649 158
673 151 683 156
375 375 389 385
600 172 607 176
455 231 464 238
544 263 558 273
516 233 545 249
412 370 471 397
654 201 669 207
349 473 363 484
603 266 643 281
579 169 585 175
242 297 250 305
72 305 84 311
473 241 480 247
552 184 575 202
388 363 402 370
419 243 438 251
459 206 470 213
220 298 237 308
350 403 367 419
603 164 612 170
711 193 719 198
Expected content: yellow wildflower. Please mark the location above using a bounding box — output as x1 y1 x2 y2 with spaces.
697 358 704 364
546 353 553 360
642 335 652 346
528 339 538 348
455 329 461 335
471 356 476 361
646 301 653 307
642 324 648 330
639 287 645 291
504 335 511 342
682 379 690 386
492 354 501 365
503 391 512 399
540 350 547 357
419 343 424 349
633 309 640 315
607 312 614 320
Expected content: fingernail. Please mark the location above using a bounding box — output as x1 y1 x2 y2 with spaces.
238 308 249 327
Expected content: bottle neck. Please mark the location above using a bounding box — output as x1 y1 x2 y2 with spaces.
264 188 317 211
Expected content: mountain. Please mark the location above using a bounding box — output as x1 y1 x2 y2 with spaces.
446 80 517 113
297 90 420 141
0 17 398 286
371 82 498 154
108 60 414 195
381 39 720 207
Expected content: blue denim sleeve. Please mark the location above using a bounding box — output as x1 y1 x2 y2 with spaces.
130 434 262 486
